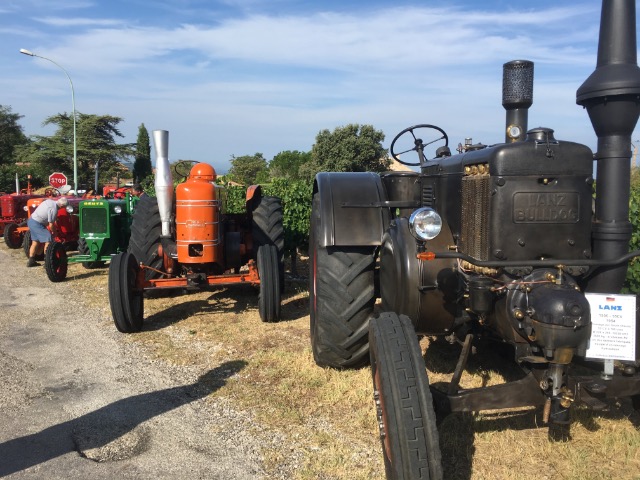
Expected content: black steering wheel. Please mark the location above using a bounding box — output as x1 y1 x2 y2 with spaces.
390 124 449 166
173 160 199 180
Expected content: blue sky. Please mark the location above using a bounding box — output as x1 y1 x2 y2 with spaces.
1 0 637 174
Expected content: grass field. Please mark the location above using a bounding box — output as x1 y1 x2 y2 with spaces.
52 253 640 480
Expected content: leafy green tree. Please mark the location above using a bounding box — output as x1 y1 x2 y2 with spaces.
300 124 389 180
624 166 640 292
228 153 269 185
133 123 152 182
269 150 311 180
16 112 133 190
0 105 28 166
0 164 36 194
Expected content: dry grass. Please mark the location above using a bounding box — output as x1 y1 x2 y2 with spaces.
14 248 640 480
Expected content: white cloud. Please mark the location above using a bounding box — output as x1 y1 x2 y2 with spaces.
34 17 125 27
3 1 617 168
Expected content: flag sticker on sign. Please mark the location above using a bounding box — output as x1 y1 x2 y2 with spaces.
585 294 636 361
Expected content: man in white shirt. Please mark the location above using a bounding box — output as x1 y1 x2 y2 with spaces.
26 197 68 267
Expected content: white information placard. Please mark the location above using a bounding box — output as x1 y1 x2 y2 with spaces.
585 293 636 361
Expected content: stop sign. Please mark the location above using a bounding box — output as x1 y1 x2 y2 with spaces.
49 172 68 188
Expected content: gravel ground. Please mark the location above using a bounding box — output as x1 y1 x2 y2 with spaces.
0 246 272 479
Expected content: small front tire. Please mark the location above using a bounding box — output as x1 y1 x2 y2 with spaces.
369 312 443 480
257 244 281 322
4 223 22 249
45 241 68 282
109 252 144 333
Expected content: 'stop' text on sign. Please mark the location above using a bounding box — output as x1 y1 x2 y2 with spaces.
49 172 68 188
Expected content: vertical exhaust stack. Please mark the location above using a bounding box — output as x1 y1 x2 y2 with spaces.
577 0 640 292
152 130 174 238
15 173 19 195
503 60 534 143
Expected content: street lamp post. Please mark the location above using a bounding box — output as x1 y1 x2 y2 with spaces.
20 48 78 194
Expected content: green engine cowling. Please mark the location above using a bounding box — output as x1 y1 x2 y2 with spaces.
68 194 139 264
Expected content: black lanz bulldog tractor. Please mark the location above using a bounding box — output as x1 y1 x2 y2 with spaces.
309 1 640 478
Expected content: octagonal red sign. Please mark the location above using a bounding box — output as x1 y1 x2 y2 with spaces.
49 172 68 188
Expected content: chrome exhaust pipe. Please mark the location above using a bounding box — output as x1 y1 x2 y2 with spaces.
152 130 174 238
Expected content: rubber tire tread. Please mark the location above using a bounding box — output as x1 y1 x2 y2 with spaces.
309 194 375 369
369 312 443 480
22 230 31 257
252 196 285 289
109 252 144 333
258 244 282 322
4 223 22 249
45 241 68 282
127 196 164 280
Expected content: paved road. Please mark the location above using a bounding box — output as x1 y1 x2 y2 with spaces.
0 247 264 479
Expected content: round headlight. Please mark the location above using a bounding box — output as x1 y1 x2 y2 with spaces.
23 205 28 211
409 207 442 241
66 205 74 214
114 205 122 214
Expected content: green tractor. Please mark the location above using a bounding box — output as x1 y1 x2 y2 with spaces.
44 190 139 282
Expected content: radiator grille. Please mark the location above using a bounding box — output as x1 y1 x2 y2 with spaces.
82 208 108 235
1 197 14 217
460 175 490 260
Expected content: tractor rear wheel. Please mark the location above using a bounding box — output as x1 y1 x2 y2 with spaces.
109 252 144 333
127 196 164 280
369 312 443 480
309 193 376 369
4 223 22 249
257 244 281 322
252 196 285 289
45 241 68 282
78 238 105 269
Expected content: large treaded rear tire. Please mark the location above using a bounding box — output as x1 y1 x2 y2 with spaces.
309 193 375 369
369 312 443 480
127 196 163 279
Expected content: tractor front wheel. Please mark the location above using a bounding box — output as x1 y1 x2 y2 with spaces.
369 312 443 480
109 252 144 333
45 241 68 282
22 230 31 257
4 223 22 249
257 244 281 322
78 238 105 269
252 196 285 290
309 193 375 369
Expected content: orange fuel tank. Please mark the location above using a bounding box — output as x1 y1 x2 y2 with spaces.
175 163 220 264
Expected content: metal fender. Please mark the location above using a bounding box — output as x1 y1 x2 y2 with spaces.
314 172 389 247
380 217 459 335
245 185 261 205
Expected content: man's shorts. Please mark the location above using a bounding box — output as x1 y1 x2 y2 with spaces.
27 217 52 243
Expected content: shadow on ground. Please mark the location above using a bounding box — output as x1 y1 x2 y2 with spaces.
0 360 246 476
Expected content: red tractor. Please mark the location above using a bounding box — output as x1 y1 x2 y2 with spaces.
1 176 44 247
13 195 82 267
108 130 284 333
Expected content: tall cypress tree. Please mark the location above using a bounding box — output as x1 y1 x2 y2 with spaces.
133 123 152 182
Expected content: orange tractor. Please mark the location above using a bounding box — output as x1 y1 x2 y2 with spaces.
108 130 284 333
